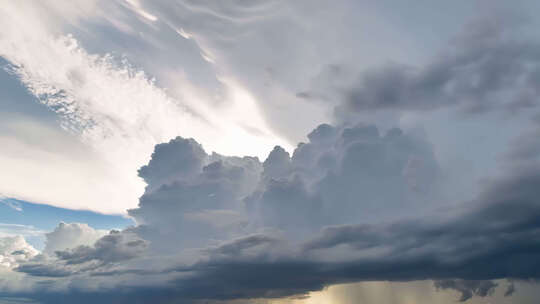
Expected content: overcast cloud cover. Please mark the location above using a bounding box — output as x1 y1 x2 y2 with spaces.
1 1 540 303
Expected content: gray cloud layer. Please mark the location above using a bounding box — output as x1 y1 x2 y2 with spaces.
298 13 540 122
434 279 498 302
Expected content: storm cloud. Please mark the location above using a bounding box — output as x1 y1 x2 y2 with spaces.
2 2 540 304
6 119 540 303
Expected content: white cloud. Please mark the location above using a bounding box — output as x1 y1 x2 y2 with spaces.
0 197 22 212
43 223 107 256
0 236 38 269
0 1 290 214
0 224 45 239
124 0 158 22
137 0 432 143
126 123 440 254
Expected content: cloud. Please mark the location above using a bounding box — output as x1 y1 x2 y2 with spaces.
250 123 440 236
0 236 38 269
433 279 498 302
302 167 540 273
54 230 147 265
1 1 537 218
0 198 22 212
16 227 146 278
504 281 516 297
0 1 290 214
126 123 439 252
128 136 262 251
8 120 540 302
136 137 208 192
43 223 107 256
14 262 76 278
297 13 540 121
0 298 40 304
0 224 44 240
2 3 540 302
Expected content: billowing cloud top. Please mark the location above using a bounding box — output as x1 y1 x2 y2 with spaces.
1 119 538 303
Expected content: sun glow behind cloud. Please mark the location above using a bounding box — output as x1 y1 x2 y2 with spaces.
0 1 290 214
124 0 158 22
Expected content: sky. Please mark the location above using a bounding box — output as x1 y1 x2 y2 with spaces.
1 0 540 303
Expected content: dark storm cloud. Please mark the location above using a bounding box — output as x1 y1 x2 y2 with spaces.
14 263 74 278
433 280 498 302
204 234 279 257
303 168 540 279
15 230 147 278
150 168 540 302
54 230 147 265
505 281 516 297
299 14 540 118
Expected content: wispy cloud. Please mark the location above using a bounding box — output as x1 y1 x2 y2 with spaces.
0 1 289 214
0 197 22 212
0 223 45 238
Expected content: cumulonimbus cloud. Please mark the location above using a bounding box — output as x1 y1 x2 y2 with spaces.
2 2 540 304
3 120 538 303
